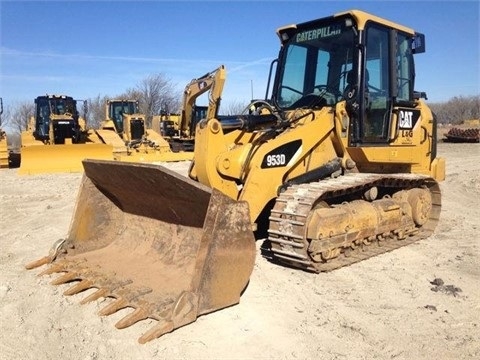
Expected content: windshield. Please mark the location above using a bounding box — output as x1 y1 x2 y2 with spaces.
109 101 138 132
48 97 76 116
276 18 355 109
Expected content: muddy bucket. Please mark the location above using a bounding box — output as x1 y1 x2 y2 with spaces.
26 159 256 343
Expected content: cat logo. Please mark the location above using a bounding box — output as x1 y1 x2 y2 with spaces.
399 110 413 129
398 109 421 130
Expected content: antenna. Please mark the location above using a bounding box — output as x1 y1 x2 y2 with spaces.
251 80 253 100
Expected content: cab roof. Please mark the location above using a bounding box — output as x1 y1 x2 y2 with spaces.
276 9 415 42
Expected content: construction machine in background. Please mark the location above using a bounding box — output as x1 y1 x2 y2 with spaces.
95 99 192 162
0 98 8 168
18 95 113 174
27 10 445 343
152 112 180 138
155 66 226 151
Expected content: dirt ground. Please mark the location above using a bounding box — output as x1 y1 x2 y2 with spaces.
0 142 479 360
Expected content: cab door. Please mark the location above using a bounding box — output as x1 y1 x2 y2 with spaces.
357 23 426 143
347 22 435 175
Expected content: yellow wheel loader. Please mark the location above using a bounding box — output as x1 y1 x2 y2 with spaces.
27 10 445 343
18 95 113 174
95 99 192 162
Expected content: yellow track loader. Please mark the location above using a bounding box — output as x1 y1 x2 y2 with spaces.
27 10 445 343
95 99 192 162
18 95 113 175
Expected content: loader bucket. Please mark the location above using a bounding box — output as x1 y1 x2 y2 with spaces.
26 159 256 343
18 143 114 175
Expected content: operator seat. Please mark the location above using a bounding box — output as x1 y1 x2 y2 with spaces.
344 70 356 100
343 69 369 100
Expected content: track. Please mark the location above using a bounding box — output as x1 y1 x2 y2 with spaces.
268 173 441 272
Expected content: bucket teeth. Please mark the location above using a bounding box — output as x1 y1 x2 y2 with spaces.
38 263 65 276
79 277 133 304
138 320 175 344
115 307 149 329
80 288 109 304
63 279 94 296
51 272 79 285
25 256 50 270
98 298 128 316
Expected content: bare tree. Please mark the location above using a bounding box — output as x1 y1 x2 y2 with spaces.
222 99 250 115
0 101 9 129
0 103 22 149
131 73 181 126
8 100 35 133
86 94 110 129
117 88 143 103
85 74 181 130
429 95 480 124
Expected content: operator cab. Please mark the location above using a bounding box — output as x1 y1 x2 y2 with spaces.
273 10 426 145
108 100 139 134
34 95 81 144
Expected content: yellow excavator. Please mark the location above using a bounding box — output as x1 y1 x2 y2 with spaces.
160 65 226 151
0 97 8 168
95 99 192 162
27 10 445 343
18 94 113 174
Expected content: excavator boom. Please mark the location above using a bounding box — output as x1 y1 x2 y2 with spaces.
179 65 226 138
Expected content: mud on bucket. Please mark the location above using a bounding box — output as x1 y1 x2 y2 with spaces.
26 159 256 343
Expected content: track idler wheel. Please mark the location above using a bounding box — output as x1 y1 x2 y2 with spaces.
393 188 432 226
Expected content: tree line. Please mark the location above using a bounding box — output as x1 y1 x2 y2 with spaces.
428 95 479 125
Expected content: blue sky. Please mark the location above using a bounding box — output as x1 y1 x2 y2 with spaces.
1 0 479 110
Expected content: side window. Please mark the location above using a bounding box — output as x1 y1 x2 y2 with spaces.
113 104 124 132
396 33 413 101
36 100 50 138
364 25 390 140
